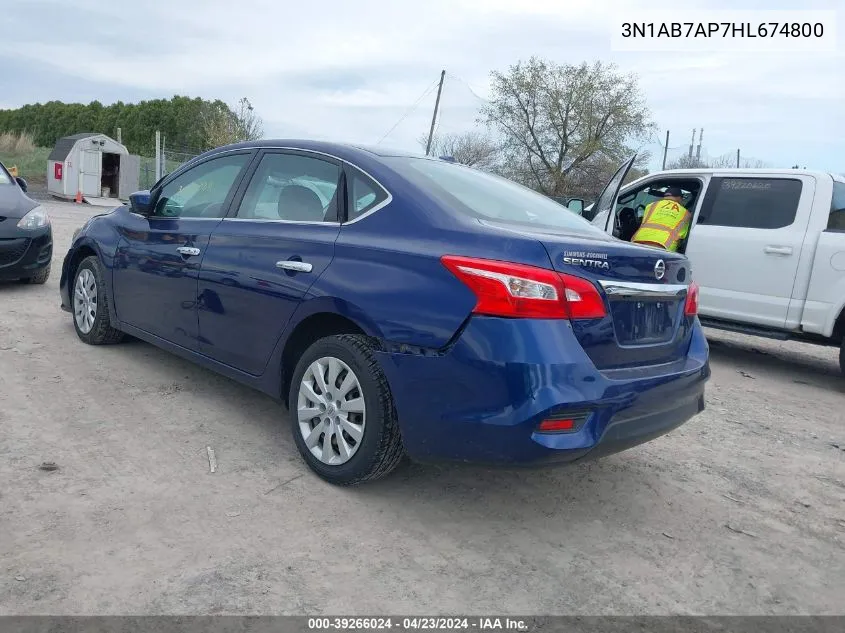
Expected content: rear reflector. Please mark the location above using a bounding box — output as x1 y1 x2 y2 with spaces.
684 282 699 316
538 418 575 432
441 255 606 320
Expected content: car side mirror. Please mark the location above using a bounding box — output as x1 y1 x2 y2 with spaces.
129 190 152 215
567 198 584 214
15 177 28 193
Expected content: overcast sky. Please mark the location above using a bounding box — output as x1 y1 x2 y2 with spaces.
0 0 842 171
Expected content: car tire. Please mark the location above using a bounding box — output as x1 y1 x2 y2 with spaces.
72 256 124 345
21 266 51 285
289 334 404 485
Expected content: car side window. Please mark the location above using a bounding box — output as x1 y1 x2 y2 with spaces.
698 178 802 229
236 153 340 222
347 169 388 221
153 154 250 219
827 182 845 232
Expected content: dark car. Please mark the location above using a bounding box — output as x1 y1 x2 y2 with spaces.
59 141 709 485
0 163 52 284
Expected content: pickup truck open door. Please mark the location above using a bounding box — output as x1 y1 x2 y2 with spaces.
594 155 636 234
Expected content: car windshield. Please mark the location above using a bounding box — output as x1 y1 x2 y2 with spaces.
386 157 607 236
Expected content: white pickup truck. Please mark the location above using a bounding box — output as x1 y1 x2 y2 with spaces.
589 159 845 375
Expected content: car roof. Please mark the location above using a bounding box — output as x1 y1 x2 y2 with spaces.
653 167 838 180
202 139 434 162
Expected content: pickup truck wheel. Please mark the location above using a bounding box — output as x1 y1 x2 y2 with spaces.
289 334 404 486
840 339 845 376
72 256 124 345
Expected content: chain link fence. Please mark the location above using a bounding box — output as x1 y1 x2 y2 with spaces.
139 136 204 189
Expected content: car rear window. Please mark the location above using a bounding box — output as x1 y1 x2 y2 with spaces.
386 157 607 235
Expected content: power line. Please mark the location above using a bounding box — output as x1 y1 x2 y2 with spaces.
648 130 686 150
376 79 440 145
445 72 490 104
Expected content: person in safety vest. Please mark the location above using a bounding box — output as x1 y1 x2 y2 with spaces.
631 187 691 252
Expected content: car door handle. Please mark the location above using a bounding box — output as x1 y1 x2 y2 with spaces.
176 246 201 257
764 246 793 256
276 260 313 273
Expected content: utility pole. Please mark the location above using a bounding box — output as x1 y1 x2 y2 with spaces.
425 70 446 156
736 148 741 168
116 127 122 144
695 128 703 164
688 128 696 160
661 130 669 170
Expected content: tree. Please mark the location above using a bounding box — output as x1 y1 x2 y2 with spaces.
666 154 769 170
666 155 708 170
0 96 264 155
234 97 263 142
416 130 501 169
481 58 654 197
562 154 649 202
203 97 264 148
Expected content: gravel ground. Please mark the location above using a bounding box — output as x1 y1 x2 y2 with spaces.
1 201 843 615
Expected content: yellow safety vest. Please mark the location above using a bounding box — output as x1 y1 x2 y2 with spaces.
631 200 691 252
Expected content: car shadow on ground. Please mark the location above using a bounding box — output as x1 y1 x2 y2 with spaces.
0 279 36 291
706 334 844 392
67 325 673 516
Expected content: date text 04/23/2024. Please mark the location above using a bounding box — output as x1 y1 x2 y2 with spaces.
307 617 529 631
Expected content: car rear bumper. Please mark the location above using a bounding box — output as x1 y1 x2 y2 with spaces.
0 227 52 281
374 316 710 465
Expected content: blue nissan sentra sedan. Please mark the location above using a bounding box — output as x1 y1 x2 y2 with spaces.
59 140 709 485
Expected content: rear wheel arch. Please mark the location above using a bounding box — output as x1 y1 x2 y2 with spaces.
280 312 376 406
831 306 845 377
288 333 404 484
833 304 845 342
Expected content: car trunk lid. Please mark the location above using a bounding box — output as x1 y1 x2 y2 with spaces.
477 151 694 370
491 226 694 369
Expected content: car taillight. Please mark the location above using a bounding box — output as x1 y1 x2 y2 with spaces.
561 273 607 320
440 255 606 320
684 282 699 316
